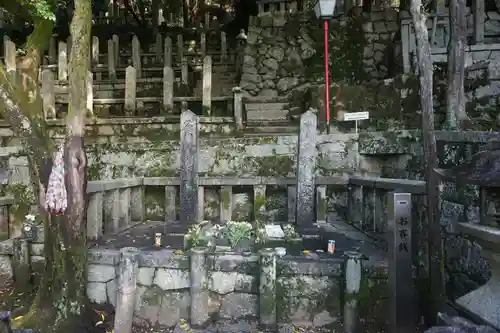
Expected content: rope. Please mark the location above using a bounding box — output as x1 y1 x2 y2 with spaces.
45 144 67 214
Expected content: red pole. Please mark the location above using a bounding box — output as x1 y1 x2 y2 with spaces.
323 19 330 130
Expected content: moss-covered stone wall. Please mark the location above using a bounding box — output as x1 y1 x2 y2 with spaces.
0 121 369 225
240 9 400 99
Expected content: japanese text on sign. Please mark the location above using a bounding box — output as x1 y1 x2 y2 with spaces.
398 217 409 252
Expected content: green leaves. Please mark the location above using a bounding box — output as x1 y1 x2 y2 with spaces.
28 0 56 21
4 0 56 22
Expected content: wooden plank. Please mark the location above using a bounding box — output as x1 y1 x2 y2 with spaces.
245 102 288 112
247 113 288 121
473 0 485 44
142 176 348 187
56 95 233 104
401 23 411 73
243 96 290 103
435 130 500 143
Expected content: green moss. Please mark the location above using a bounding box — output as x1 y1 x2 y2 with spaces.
254 155 294 177
139 126 181 143
5 183 35 226
145 186 165 220
221 187 231 211
358 130 419 155
316 191 327 221
254 190 266 222
265 194 282 212
276 275 341 322
202 106 211 116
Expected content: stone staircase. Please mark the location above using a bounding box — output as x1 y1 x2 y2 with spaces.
242 99 299 135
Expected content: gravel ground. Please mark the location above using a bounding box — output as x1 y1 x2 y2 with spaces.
132 319 352 333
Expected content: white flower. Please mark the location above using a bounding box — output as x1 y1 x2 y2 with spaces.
25 214 36 222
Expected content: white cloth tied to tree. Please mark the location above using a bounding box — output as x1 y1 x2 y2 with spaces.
45 144 67 214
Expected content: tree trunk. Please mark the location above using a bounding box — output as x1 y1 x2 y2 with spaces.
410 0 445 325
446 0 468 129
0 0 91 331
39 0 91 328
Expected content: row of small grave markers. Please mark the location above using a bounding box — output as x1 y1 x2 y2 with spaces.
39 56 230 120
3 31 230 81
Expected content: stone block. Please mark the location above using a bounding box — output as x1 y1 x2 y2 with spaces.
235 274 258 294
30 244 44 256
87 264 116 282
88 249 120 265
106 279 117 307
139 250 189 269
214 320 258 332
134 286 161 325
137 267 155 286
153 268 190 290
0 255 12 287
158 292 191 327
219 293 258 318
277 258 343 277
208 254 259 274
209 271 238 294
278 297 340 326
87 282 107 304
30 256 44 265
277 275 337 298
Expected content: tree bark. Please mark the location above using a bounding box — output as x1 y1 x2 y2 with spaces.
446 0 469 129
41 0 91 328
410 0 445 325
0 0 90 331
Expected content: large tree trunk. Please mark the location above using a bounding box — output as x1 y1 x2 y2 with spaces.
446 0 469 129
410 0 445 325
36 0 91 329
0 0 90 331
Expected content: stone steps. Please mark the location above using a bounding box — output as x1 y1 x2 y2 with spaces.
245 102 289 123
241 124 298 136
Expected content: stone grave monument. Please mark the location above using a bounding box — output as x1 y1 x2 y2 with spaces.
435 142 500 330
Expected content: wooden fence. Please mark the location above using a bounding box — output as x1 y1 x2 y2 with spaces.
2 32 235 78
400 10 500 73
39 55 236 118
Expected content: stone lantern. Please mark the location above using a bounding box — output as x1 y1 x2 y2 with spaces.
435 142 500 330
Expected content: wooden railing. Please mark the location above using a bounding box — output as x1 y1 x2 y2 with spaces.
399 10 500 73
41 62 235 119
0 196 13 240
84 175 430 242
347 176 425 236
256 0 306 14
2 32 235 79
86 178 144 240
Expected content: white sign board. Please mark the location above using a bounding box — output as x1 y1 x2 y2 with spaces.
264 224 285 239
343 111 369 121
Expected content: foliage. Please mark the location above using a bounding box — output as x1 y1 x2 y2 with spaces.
186 220 257 248
221 221 253 246
186 220 217 247
302 12 367 83
24 0 56 21
25 213 44 226
253 225 267 244
282 224 298 240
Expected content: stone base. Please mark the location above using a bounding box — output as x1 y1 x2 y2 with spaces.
456 278 500 330
82 247 388 330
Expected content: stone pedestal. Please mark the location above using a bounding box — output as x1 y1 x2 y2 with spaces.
456 223 500 330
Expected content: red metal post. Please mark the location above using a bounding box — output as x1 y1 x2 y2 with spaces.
323 19 330 130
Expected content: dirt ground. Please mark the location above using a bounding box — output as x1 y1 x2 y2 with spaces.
0 282 116 333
